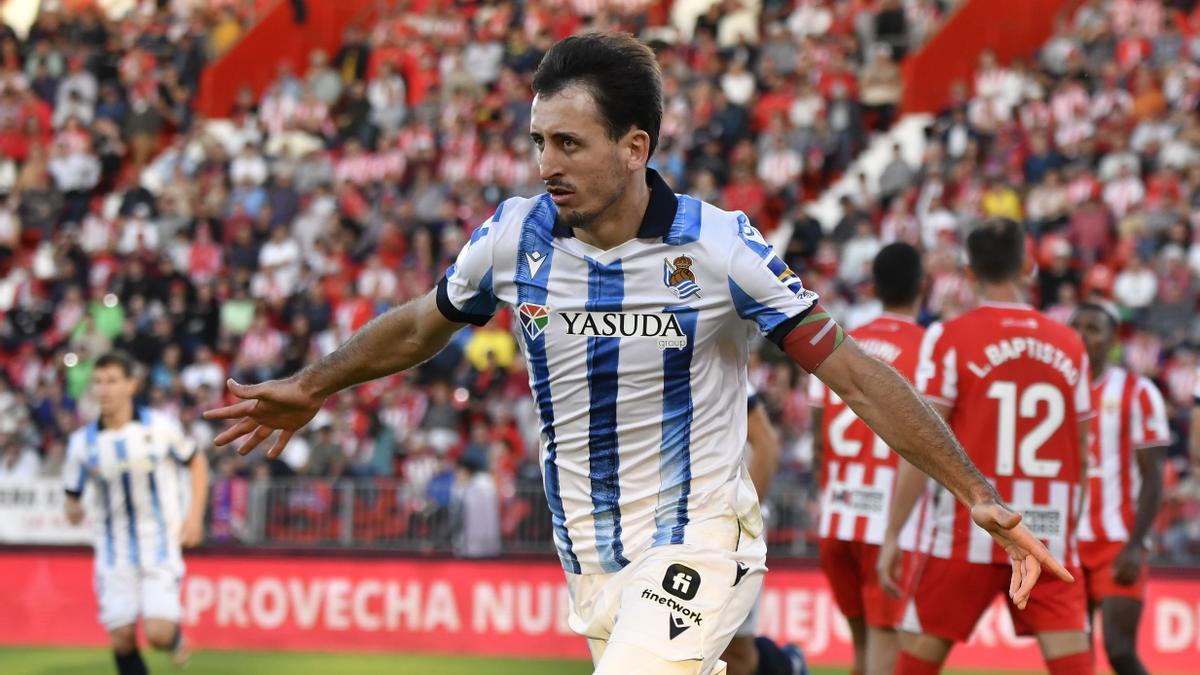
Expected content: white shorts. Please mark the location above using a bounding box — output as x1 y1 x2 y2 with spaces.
94 563 184 631
734 591 761 638
566 516 767 675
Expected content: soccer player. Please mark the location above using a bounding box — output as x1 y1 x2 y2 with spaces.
881 218 1092 675
722 387 807 675
205 34 1071 675
1071 302 1168 675
809 242 927 675
63 351 208 675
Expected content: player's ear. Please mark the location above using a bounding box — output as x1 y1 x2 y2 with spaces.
624 129 650 171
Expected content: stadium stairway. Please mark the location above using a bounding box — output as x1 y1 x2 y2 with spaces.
773 0 1081 245
196 0 376 119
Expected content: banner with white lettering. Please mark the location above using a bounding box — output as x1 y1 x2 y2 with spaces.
1 551 1198 672
0 479 92 544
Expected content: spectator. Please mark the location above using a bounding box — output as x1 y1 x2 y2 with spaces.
451 446 501 559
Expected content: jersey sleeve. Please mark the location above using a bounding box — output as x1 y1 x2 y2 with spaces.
1074 354 1094 420
1132 376 1170 449
725 213 823 345
915 321 957 407
436 208 503 327
62 433 87 497
164 417 198 464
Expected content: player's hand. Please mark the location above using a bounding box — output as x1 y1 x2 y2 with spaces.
1112 543 1145 586
180 516 204 548
64 499 85 526
970 500 1075 610
203 377 326 459
876 535 904 598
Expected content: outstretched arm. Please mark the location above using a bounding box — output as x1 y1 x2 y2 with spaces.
204 290 465 458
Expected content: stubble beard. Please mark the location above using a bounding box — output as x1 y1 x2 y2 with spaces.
554 163 628 232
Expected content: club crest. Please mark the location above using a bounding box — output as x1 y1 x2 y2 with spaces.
663 255 701 300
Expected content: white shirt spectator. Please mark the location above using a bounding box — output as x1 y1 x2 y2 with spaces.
463 40 504 87
1098 150 1140 182
357 262 398 300
920 206 959 250
368 72 407 133
757 146 803 191
788 1 833 37
230 149 269 186
789 90 825 128
79 213 115 254
0 446 41 479
1103 175 1146 218
117 216 160 254
181 359 226 394
48 151 101 192
1114 264 1158 310
839 232 883 285
721 64 756 106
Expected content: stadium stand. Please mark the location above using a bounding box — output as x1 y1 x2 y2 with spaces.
0 0 1198 564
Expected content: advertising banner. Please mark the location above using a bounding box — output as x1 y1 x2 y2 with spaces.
2 551 1198 672
0 479 92 545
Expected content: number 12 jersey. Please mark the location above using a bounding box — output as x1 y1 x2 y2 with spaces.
916 302 1092 565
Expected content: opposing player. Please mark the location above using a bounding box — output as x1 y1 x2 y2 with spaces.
205 34 1071 675
882 218 1092 675
721 386 807 675
809 243 927 675
63 351 209 675
1071 302 1168 675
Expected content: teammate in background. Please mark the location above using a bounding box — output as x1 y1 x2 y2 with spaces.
63 351 208 675
1071 302 1168 675
809 243 927 675
721 387 807 675
881 218 1093 675
206 34 1071 675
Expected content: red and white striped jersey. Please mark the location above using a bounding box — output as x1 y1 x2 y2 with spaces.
916 303 1092 565
1077 367 1169 543
809 314 928 548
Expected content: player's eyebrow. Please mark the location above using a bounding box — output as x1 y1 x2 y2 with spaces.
529 130 581 145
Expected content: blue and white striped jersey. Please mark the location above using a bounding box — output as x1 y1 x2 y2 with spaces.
62 408 196 572
437 170 818 574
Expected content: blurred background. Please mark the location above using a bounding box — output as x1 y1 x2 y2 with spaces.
2 0 1200 672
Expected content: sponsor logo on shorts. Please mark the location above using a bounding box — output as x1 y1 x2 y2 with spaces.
668 613 690 640
641 588 703 627
1017 506 1064 538
662 563 700 600
829 486 886 514
733 562 749 587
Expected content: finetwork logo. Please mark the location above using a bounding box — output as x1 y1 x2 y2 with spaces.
662 563 700 601
640 587 703 640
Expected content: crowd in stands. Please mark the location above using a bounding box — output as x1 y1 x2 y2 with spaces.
0 0 1198 558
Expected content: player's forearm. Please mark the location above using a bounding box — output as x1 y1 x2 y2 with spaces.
885 458 929 542
187 451 209 523
820 352 999 509
297 293 449 398
1129 447 1166 547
